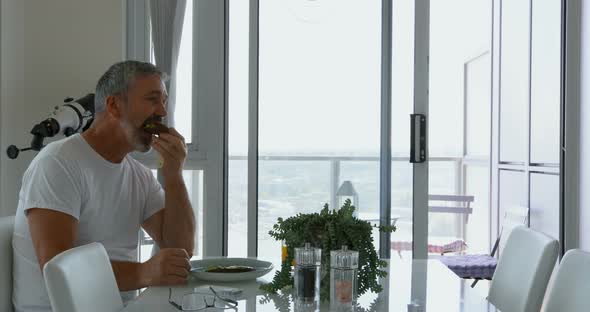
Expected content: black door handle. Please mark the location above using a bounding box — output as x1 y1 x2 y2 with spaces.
410 114 426 163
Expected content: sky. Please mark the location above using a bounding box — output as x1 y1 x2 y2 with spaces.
173 0 493 158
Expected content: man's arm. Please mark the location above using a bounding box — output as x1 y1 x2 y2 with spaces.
28 208 190 291
144 128 195 255
27 208 77 272
142 176 195 254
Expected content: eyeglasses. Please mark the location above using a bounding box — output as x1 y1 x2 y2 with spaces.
168 287 238 311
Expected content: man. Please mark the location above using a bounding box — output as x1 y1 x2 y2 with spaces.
12 60 196 311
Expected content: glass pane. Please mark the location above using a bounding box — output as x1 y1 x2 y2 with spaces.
530 173 559 241
465 53 492 157
188 170 204 258
228 159 248 257
428 0 492 157
428 0 492 255
258 0 381 266
258 160 331 267
140 169 203 262
428 161 463 243
392 0 415 158
340 160 380 249
390 160 413 258
227 0 249 258
498 170 526 225
429 161 459 195
173 1 193 143
139 169 160 262
465 165 490 254
499 0 530 162
530 0 561 164
340 161 380 215
389 0 415 259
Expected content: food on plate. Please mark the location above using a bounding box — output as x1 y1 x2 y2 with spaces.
205 265 256 273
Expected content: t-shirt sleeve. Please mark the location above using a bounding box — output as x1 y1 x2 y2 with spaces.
143 170 165 222
20 155 83 219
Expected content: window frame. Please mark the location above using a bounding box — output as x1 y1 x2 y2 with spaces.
126 0 577 259
125 0 227 257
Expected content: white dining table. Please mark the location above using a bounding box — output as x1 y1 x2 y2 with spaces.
122 259 498 311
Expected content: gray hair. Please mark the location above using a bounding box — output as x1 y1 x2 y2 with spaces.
94 60 168 113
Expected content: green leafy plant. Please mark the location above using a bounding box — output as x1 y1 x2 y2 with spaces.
260 199 396 300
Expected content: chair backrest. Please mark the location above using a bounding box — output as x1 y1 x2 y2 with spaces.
544 249 590 312
488 226 559 312
43 242 123 312
498 206 529 254
0 216 15 312
428 194 474 215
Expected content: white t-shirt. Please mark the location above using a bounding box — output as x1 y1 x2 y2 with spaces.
12 134 165 312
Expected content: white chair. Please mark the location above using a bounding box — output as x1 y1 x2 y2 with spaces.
488 226 559 312
496 206 530 257
544 249 590 312
0 216 15 312
43 242 123 312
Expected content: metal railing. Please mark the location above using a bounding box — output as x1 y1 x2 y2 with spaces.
230 155 464 210
140 155 466 251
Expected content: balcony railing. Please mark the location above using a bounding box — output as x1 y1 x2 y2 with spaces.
141 155 469 255
230 155 464 210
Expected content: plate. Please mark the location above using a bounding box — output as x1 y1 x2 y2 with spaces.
190 258 274 282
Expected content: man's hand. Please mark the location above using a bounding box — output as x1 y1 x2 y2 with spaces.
151 128 186 179
140 248 191 286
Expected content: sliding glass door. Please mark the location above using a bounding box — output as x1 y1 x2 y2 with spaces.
227 0 428 261
224 0 564 262
255 0 384 266
426 0 493 257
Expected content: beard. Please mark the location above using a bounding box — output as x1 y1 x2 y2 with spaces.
121 118 152 152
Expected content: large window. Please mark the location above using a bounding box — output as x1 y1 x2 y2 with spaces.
253 0 382 266
495 0 563 246
134 1 204 261
173 0 193 144
128 0 564 260
427 0 492 256
227 0 250 257
140 170 203 262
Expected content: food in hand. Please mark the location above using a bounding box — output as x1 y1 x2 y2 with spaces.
143 122 169 135
206 265 255 273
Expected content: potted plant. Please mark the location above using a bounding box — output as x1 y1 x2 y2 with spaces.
260 199 396 301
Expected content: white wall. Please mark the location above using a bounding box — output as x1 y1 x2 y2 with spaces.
580 0 590 251
0 0 124 217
